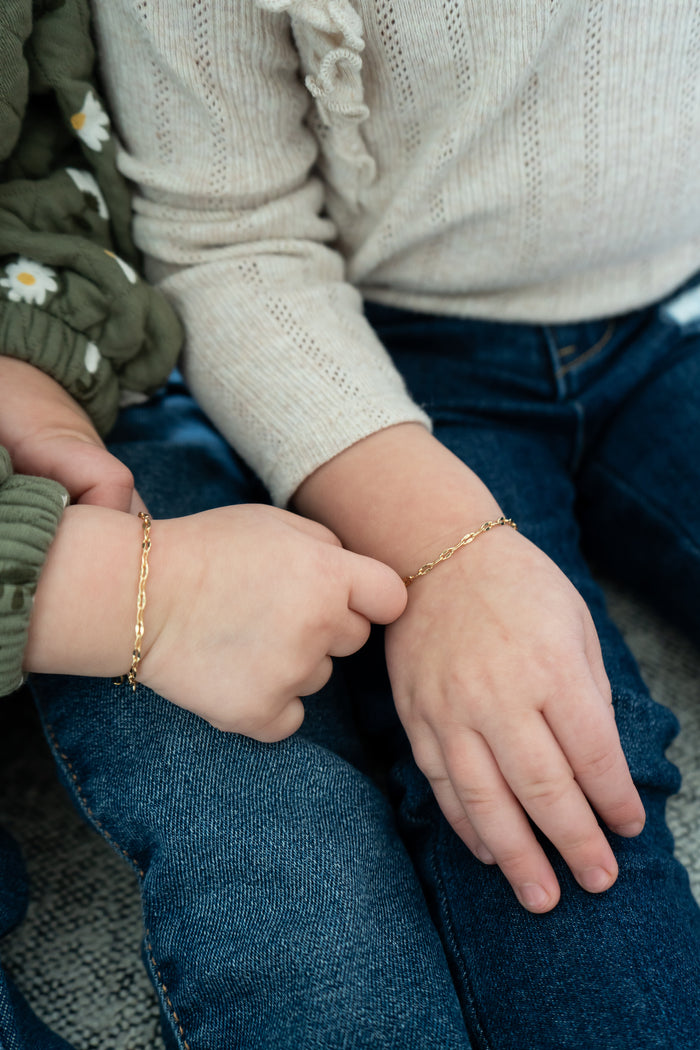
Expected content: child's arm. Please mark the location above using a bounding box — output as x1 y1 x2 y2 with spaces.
1 357 406 736
90 1 644 910
296 423 646 911
24 502 406 742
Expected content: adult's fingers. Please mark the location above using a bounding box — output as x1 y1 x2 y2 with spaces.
68 444 135 512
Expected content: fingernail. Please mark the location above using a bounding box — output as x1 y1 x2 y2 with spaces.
474 845 496 865
580 866 615 893
613 819 645 837
519 883 550 910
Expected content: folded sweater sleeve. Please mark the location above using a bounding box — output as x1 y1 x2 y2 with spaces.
90 0 430 506
0 447 67 697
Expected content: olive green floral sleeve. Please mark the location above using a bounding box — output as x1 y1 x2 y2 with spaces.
0 0 182 436
0 0 182 694
0 447 67 696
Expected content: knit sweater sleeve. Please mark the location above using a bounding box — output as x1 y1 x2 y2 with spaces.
91 0 429 506
0 447 67 697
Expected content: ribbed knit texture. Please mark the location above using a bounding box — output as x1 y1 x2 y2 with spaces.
92 0 700 505
0 448 67 697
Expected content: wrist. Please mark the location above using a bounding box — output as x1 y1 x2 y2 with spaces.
294 423 503 578
25 505 146 677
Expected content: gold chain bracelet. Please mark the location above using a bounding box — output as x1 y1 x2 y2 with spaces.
117 511 152 690
402 516 517 587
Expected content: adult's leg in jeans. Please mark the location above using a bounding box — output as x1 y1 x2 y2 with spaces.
30 382 472 1050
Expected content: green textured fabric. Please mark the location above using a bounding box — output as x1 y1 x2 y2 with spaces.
0 0 182 436
0 0 182 694
0 447 68 696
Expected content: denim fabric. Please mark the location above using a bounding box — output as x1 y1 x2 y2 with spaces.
4 273 700 1049
364 286 700 1049
28 381 471 1050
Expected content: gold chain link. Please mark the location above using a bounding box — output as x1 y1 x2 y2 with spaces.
116 511 152 690
402 517 517 587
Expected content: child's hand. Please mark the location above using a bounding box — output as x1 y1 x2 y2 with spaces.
0 356 139 511
27 503 407 741
135 506 408 740
295 422 646 913
385 525 645 912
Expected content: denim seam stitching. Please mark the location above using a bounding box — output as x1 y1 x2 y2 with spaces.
429 822 493 1049
143 936 192 1050
43 721 193 1050
555 321 616 378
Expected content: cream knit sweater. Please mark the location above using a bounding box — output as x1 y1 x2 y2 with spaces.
92 0 700 505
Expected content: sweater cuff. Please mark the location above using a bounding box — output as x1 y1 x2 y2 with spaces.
0 465 68 696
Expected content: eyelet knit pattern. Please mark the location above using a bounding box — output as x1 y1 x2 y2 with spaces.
91 0 700 505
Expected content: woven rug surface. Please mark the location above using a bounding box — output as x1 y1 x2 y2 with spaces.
0 583 698 1050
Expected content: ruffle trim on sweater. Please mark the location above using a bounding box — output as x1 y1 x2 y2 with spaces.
257 0 376 207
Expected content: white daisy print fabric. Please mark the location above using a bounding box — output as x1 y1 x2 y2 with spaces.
84 341 102 374
70 91 110 151
0 258 59 305
104 250 138 284
65 168 109 219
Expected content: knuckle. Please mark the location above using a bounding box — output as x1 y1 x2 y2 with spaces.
521 772 574 810
600 793 641 824
206 714 239 734
109 460 135 490
354 618 372 648
455 782 500 816
411 743 444 782
564 829 603 855
489 842 532 871
575 746 619 781
447 810 477 841
235 705 283 740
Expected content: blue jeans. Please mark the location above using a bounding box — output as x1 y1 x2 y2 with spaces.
5 273 700 1047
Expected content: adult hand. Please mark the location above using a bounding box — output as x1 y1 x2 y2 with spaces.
0 356 141 512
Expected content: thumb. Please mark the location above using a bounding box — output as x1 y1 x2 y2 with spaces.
345 552 408 625
64 443 136 513
129 488 150 515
